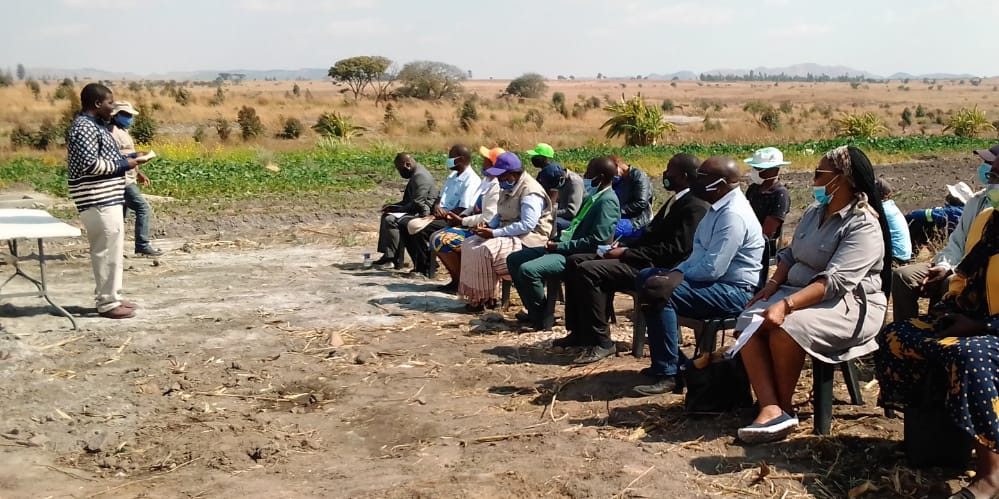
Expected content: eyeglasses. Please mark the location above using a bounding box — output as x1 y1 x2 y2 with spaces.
985 171 999 184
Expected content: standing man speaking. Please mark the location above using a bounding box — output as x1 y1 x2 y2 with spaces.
67 83 147 319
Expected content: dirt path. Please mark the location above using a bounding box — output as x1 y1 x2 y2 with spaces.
0 158 983 498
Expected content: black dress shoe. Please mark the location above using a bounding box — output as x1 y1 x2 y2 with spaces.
371 256 393 265
136 247 163 256
551 334 586 348
639 367 667 378
515 310 531 323
633 376 683 396
573 344 616 364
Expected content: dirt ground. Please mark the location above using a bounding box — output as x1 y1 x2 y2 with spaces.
0 158 986 499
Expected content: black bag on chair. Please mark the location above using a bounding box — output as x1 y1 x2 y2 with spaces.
682 353 755 414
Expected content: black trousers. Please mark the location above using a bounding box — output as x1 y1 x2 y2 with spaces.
405 219 449 276
564 254 643 347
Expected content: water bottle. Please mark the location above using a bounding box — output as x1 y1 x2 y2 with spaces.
362 252 372 269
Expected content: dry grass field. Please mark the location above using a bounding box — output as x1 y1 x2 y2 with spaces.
3 77 999 159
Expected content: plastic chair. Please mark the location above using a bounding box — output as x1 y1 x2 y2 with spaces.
811 358 865 435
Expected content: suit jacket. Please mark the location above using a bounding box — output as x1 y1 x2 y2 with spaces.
555 189 621 254
620 191 709 269
394 164 438 217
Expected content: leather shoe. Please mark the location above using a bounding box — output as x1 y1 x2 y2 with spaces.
573 344 616 364
633 376 682 396
515 310 531 323
99 305 135 319
136 247 163 257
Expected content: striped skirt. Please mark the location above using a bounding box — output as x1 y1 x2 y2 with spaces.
458 235 523 305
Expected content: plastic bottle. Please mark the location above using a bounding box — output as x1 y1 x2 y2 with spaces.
362 252 372 269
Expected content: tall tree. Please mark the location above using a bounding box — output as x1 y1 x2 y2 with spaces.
395 61 466 100
327 56 392 101
16 63 25 81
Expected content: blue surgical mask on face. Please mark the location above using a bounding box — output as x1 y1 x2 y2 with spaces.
812 175 840 205
115 114 133 129
584 185 599 198
499 180 516 191
662 177 671 190
979 163 992 185
446 157 458 170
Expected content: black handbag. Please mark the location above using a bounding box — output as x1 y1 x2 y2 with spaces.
682 352 755 414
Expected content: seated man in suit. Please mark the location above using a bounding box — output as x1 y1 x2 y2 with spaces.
507 157 620 331
555 154 709 364
372 153 438 270
634 157 765 395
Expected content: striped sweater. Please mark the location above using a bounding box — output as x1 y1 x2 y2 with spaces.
67 114 130 212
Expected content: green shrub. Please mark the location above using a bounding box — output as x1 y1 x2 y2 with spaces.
313 112 364 141
505 73 548 98
215 117 232 142
525 109 544 129
278 117 304 139
130 104 157 144
833 112 888 138
237 106 264 141
945 107 996 137
459 99 478 131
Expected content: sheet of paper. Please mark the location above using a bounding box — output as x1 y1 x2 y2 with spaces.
137 150 157 162
725 314 764 359
387 212 407 219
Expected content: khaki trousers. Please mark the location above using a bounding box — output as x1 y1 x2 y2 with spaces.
79 205 125 313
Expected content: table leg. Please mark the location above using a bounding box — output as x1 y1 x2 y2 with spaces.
35 239 78 330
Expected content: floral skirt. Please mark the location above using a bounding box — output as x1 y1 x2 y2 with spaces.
875 315 999 453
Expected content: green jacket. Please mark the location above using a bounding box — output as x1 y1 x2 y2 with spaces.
555 188 621 254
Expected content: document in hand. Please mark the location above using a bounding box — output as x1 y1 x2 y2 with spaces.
725 314 764 359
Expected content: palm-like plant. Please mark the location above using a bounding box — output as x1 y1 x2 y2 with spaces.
600 94 676 146
945 107 996 137
833 112 889 138
313 112 366 141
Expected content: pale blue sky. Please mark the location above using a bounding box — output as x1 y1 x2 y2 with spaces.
3 0 995 78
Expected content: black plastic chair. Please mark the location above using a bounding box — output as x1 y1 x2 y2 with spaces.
812 358 865 435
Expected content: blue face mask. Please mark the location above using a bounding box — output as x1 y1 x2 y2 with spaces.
115 114 133 129
979 163 992 185
662 177 671 190
812 175 840 205
499 180 516 191
446 157 458 170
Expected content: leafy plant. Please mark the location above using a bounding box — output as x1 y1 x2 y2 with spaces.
525 109 544 129
173 87 192 106
53 79 74 100
130 104 158 144
208 86 225 106
237 105 264 141
743 100 781 131
313 112 365 141
215 117 232 142
192 125 206 143
505 73 548 98
277 117 304 139
833 112 889 138
600 94 676 146
459 98 478 131
944 107 996 137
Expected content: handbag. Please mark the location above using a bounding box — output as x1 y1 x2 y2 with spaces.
682 352 755 414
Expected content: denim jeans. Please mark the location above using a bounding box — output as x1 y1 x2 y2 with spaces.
123 183 153 252
636 268 753 376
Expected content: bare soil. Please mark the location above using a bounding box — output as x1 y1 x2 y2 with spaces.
0 159 983 498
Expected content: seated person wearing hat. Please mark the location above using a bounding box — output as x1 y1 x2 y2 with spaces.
506 157 620 331
890 145 997 322
905 181 971 251
608 156 654 241
876 178 913 264
527 143 584 232
458 153 552 312
744 147 791 254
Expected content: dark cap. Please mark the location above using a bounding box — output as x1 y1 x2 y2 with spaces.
484 152 523 176
973 143 999 163
536 163 566 190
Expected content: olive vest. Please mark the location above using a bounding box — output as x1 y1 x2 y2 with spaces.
497 173 552 247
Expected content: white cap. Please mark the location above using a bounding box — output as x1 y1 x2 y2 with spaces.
744 147 791 169
946 182 974 205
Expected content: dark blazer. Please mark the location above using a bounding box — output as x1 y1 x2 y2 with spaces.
393 164 438 217
614 166 654 229
620 191 709 269
555 189 621 254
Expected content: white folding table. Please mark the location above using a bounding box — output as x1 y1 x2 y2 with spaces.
0 208 83 329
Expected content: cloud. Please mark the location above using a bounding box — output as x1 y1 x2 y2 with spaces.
765 23 832 39
624 3 736 26
37 23 89 37
63 0 136 8
323 17 389 38
239 0 377 12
